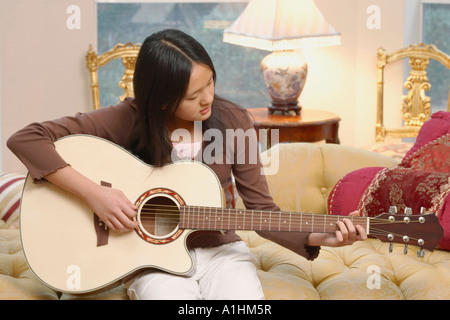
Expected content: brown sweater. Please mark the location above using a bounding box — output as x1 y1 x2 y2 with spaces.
7 97 319 260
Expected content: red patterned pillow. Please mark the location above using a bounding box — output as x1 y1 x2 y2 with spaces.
328 167 450 250
327 167 383 216
358 167 450 250
400 111 450 172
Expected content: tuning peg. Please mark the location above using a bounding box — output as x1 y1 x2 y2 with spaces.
417 239 425 258
420 207 427 215
403 235 409 255
388 234 394 253
389 206 398 214
417 248 425 258
404 207 412 216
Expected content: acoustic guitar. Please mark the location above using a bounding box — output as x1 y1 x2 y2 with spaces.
19 135 444 293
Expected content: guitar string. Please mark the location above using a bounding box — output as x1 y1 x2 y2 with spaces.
138 203 431 222
138 211 425 226
138 211 426 225
140 213 426 229
136 206 428 241
136 219 427 245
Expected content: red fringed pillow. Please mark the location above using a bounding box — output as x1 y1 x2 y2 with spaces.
400 111 450 172
358 167 450 250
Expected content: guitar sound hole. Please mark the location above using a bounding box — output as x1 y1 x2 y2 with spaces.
139 196 180 238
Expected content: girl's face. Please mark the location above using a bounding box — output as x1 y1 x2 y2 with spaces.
172 63 215 128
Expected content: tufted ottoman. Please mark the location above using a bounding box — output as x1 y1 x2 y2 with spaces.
0 229 58 299
239 231 450 300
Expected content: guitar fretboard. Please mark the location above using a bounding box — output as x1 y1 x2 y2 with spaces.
179 205 367 233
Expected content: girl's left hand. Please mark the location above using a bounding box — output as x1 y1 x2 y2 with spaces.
306 210 367 247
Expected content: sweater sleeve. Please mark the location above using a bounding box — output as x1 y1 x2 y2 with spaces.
7 98 137 183
225 107 320 261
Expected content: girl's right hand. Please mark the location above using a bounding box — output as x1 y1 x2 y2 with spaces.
85 184 139 232
45 166 139 233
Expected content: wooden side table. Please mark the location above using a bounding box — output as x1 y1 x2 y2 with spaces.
247 108 341 149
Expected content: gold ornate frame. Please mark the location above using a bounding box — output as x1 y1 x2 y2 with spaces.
86 43 142 110
376 44 450 142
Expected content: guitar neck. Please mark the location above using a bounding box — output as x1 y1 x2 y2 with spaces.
180 206 369 234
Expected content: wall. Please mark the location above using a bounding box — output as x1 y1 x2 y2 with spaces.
304 0 405 147
1 0 408 174
0 0 96 173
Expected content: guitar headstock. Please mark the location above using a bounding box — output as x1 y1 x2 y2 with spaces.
369 206 443 257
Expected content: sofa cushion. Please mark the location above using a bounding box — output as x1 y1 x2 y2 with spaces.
259 143 397 215
311 238 450 300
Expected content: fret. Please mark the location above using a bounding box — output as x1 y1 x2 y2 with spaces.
238 209 244 230
201 206 205 229
187 206 190 229
251 209 254 231
302 214 311 233
197 205 200 230
208 206 211 229
298 214 303 232
259 210 262 230
187 206 191 229
269 211 272 231
181 206 185 228
289 212 292 232
282 212 287 231
201 207 205 229
217 207 223 230
278 213 281 231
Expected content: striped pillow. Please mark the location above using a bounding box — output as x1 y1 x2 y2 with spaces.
0 173 26 229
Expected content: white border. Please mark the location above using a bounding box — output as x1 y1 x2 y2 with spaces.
96 0 248 3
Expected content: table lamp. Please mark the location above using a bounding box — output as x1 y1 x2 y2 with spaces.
223 0 341 115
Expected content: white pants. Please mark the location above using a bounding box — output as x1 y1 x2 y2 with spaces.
125 241 265 300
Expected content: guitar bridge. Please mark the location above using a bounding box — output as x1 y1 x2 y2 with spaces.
93 181 112 247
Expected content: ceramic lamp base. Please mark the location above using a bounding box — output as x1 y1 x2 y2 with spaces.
261 51 308 115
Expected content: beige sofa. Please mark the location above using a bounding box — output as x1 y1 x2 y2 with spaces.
1 143 450 300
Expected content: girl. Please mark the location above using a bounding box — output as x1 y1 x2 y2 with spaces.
8 29 366 300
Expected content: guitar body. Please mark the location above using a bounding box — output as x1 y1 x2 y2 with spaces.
20 135 224 293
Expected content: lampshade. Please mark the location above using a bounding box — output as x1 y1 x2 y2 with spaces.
223 0 341 51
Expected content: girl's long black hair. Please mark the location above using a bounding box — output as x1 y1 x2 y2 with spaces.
133 29 225 166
